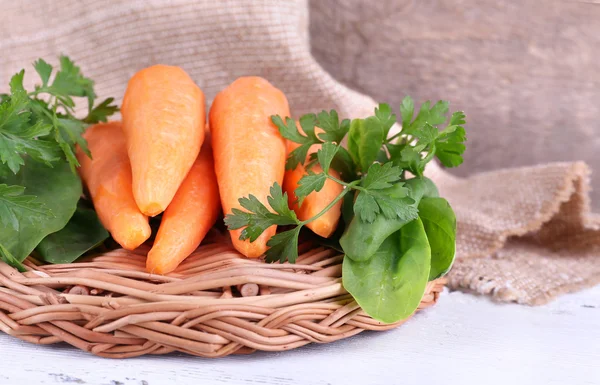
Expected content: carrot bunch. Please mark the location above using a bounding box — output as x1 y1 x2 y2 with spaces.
78 67 343 274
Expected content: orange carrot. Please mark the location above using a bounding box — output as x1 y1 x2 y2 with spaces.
76 122 151 250
146 141 220 274
283 125 343 238
122 64 205 217
209 77 290 258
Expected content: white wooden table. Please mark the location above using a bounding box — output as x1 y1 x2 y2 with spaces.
2 287 599 385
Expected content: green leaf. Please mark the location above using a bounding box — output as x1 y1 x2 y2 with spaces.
413 123 439 152
427 100 449 125
388 144 424 177
33 59 53 87
343 218 432 323
9 70 27 95
341 191 355 227
0 80 46 174
353 192 379 223
54 117 88 170
272 115 307 144
347 116 384 172
405 101 431 135
353 163 413 223
316 142 338 173
298 113 318 140
419 197 456 280
371 189 416 220
435 125 467 168
400 96 414 130
0 159 82 262
0 243 26 272
224 183 299 242
353 180 416 223
0 184 53 231
265 226 302 263
316 110 348 144
362 162 402 190
286 143 312 171
375 103 396 138
295 172 326 204
36 203 109 264
50 55 96 107
266 183 298 220
83 97 119 124
376 148 389 163
272 114 320 170
447 111 466 128
0 91 61 173
329 147 358 182
340 177 436 262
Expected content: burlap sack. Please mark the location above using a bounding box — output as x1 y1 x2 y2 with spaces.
1 0 598 305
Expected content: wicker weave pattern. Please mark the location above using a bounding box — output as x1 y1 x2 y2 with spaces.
0 241 444 358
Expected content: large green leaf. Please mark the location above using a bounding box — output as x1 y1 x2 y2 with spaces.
343 218 431 323
36 202 108 264
347 117 384 173
340 177 438 262
419 197 456 280
0 160 81 261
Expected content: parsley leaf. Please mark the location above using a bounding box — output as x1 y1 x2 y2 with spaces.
267 183 298 219
295 172 326 204
33 59 53 87
266 227 302 263
370 188 416 221
316 142 338 174
353 192 379 222
413 123 439 152
361 162 402 190
400 96 414 129
49 56 96 110
389 145 422 176
316 110 349 144
353 181 415 223
375 103 396 138
435 125 467 167
0 56 118 174
390 98 467 172
272 114 321 170
84 97 119 124
0 75 61 173
224 183 299 242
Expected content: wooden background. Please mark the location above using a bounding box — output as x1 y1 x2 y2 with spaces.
309 0 600 210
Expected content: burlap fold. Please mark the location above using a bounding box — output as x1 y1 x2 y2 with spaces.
1 0 597 305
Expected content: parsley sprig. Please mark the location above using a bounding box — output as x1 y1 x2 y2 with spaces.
0 56 118 174
0 56 118 269
225 97 466 264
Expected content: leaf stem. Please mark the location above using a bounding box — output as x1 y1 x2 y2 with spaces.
385 131 403 143
299 182 357 226
325 174 367 192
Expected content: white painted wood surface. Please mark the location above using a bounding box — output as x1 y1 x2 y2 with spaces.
2 287 599 385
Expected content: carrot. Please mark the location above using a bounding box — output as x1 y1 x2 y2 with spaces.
121 64 205 217
209 77 290 258
76 122 151 250
146 141 220 274
283 125 343 238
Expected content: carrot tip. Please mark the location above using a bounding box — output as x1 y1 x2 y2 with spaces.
141 202 164 217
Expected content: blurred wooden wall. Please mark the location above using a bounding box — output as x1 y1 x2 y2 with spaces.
310 0 600 210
